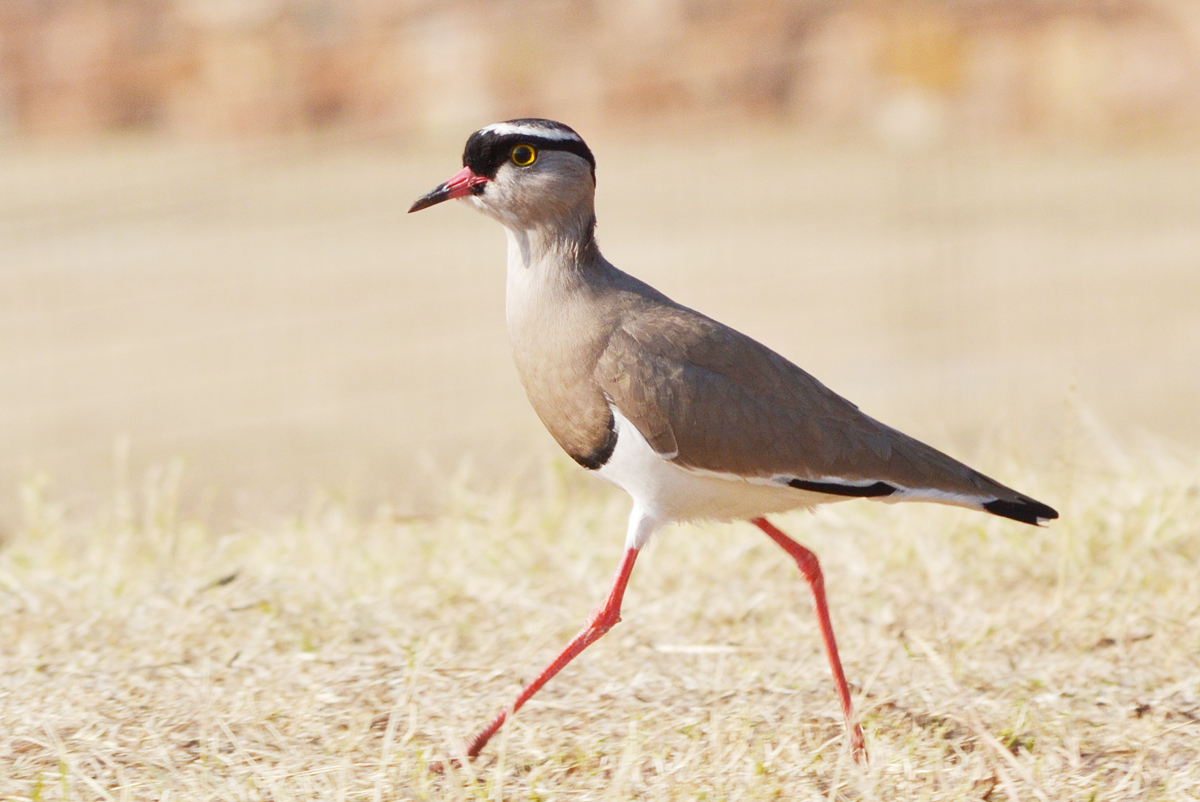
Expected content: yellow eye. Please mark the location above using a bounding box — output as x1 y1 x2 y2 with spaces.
511 144 537 167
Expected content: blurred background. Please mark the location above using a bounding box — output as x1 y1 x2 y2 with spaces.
2 0 1198 526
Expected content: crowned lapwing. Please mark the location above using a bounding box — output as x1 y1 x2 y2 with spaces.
409 119 1057 762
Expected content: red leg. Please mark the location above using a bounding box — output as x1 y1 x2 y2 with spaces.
752 517 867 763
465 547 640 758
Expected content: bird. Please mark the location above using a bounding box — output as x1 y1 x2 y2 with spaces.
408 118 1058 763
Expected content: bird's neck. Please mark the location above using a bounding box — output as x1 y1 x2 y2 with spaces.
505 211 604 341
503 208 600 278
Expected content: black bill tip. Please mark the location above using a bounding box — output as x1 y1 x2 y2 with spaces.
408 184 451 213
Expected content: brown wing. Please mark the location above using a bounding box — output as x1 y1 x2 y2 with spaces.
594 302 1019 501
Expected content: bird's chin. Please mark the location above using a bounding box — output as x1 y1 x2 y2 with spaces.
465 195 517 226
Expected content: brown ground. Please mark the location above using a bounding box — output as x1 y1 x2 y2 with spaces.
2 133 1198 523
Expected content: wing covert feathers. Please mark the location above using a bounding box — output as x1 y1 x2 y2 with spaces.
594 302 1057 524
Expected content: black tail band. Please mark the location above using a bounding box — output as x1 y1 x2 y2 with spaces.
983 498 1059 525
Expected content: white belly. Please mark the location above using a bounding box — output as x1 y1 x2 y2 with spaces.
596 408 832 527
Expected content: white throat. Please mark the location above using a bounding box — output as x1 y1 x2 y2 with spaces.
504 226 563 333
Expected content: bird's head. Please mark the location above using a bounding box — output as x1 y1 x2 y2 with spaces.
409 119 597 232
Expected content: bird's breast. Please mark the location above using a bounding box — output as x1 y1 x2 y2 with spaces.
505 253 617 469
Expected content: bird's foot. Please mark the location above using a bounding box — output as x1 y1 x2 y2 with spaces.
849 723 868 765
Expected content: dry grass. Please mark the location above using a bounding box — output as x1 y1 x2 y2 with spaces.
1 421 1197 800
3 134 1199 799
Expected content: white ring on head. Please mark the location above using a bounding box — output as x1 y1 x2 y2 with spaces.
480 122 582 142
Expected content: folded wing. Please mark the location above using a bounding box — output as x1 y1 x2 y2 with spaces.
595 304 1057 525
